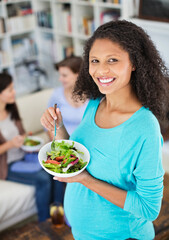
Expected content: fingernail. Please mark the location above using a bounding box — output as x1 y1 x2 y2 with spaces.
54 116 57 120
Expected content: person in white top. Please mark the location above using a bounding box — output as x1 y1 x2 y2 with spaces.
0 73 52 222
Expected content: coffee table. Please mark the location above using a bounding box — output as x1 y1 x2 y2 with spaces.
0 219 74 240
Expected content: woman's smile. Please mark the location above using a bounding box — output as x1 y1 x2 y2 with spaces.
97 77 116 85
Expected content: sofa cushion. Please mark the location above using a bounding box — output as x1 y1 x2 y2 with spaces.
16 88 53 135
0 180 36 231
36 131 50 144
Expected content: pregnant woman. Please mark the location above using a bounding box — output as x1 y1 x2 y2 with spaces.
41 20 168 239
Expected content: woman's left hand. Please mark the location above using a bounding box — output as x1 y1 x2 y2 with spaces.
53 170 90 184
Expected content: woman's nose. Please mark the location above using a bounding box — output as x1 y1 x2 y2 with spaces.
97 63 110 75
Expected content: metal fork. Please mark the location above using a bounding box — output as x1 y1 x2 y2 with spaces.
53 103 57 141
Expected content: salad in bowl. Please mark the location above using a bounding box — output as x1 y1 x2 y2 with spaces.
38 140 90 177
21 136 44 152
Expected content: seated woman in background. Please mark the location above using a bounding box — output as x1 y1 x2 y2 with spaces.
0 73 52 222
47 56 88 205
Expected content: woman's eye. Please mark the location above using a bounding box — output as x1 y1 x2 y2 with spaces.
91 59 99 63
109 58 118 63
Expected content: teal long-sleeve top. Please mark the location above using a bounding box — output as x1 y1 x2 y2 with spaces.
64 98 164 240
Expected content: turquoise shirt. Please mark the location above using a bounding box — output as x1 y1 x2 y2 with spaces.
64 98 164 240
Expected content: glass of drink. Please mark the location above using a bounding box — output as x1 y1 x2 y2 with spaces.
50 202 65 227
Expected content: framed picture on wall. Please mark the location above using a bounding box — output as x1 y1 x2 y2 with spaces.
139 0 169 22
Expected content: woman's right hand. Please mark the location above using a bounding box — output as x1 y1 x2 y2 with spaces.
40 107 63 132
0 135 25 154
10 135 25 148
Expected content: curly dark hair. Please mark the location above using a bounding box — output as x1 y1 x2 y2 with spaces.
74 20 169 124
0 73 21 121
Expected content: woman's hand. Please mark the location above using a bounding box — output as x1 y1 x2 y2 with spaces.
0 135 24 154
40 107 63 132
53 170 90 184
41 107 69 140
10 135 25 148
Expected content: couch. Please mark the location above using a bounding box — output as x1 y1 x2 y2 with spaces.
0 88 53 232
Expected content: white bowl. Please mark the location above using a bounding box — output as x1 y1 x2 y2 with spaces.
21 136 44 152
38 140 90 178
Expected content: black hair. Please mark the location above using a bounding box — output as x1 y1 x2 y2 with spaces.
0 73 21 120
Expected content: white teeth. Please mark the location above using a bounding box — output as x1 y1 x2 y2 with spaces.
98 78 115 83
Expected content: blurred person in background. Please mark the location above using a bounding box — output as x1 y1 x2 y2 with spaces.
47 56 88 139
0 73 52 222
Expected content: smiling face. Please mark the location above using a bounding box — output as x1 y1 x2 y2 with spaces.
0 82 16 105
89 39 134 96
58 66 78 89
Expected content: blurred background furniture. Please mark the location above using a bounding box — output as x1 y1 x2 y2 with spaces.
0 0 134 97
16 88 53 142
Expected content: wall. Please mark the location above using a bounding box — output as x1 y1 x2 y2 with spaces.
130 18 169 68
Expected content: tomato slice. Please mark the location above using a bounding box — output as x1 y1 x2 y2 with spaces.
46 160 60 165
55 156 65 161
